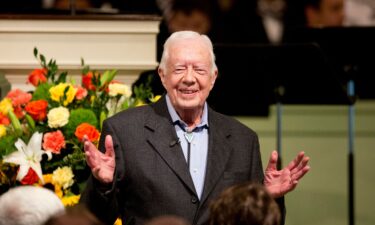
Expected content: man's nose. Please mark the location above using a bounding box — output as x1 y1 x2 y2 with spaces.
183 67 196 83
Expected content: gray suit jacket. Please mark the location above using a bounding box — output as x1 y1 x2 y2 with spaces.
81 96 281 225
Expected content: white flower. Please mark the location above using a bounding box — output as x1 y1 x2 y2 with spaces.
2 132 52 183
108 83 132 97
48 106 70 128
106 95 127 117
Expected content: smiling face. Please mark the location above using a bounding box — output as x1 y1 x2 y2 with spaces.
158 36 217 118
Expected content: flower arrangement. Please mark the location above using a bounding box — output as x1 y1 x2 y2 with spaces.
0 48 159 207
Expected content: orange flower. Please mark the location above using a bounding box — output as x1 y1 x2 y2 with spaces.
0 112 10 125
43 130 66 154
82 72 98 91
75 123 100 142
25 100 48 121
28 68 47 86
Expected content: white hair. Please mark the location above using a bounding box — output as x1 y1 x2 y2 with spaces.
159 30 217 74
0 186 65 225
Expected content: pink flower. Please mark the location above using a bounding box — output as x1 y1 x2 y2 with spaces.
43 130 66 154
74 85 88 100
6 89 32 107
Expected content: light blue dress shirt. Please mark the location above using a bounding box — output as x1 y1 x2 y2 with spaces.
166 95 209 199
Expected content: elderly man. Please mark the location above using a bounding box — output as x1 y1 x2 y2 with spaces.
80 31 310 225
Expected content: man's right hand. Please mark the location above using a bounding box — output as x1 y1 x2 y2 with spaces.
83 135 115 184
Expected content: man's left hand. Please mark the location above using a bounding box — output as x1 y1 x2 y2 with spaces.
264 150 310 198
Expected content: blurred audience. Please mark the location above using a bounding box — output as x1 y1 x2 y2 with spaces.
52 0 96 10
282 0 345 42
156 0 213 61
304 0 345 27
256 0 286 43
209 0 270 44
0 186 65 225
345 0 375 25
209 182 281 225
283 0 344 30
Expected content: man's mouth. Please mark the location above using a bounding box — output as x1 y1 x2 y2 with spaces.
179 89 198 94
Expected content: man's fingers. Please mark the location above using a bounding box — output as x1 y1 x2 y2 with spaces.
287 151 305 170
104 135 115 157
291 156 310 174
265 150 278 172
83 135 97 153
292 164 311 181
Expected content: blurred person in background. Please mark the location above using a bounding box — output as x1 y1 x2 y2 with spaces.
282 0 345 41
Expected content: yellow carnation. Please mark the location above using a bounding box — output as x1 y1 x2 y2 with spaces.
0 98 13 115
0 124 6 138
61 195 80 207
52 166 74 190
108 83 132 97
47 106 70 128
49 83 77 106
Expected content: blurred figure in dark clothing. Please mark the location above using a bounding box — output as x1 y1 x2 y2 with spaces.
282 0 344 41
210 0 270 44
107 0 160 14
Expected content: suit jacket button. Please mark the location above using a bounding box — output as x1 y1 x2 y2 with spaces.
191 197 198 204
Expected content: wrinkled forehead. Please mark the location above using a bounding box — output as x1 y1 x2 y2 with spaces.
167 39 212 65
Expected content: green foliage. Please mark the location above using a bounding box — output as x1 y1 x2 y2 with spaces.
32 83 53 101
64 108 98 139
0 136 18 159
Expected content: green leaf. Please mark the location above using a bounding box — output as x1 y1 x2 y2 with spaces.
33 47 38 58
57 71 68 83
99 110 107 130
40 54 46 67
100 70 117 87
8 110 22 136
25 114 35 131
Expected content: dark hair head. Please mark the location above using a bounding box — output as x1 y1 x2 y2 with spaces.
209 182 280 225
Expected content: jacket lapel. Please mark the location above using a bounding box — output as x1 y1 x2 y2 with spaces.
144 96 197 195
200 108 233 204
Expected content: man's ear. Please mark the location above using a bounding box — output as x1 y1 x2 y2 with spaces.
158 66 167 87
210 69 218 90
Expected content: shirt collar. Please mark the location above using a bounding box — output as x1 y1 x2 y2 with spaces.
165 94 209 129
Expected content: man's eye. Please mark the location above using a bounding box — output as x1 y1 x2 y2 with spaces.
175 68 185 74
195 69 207 75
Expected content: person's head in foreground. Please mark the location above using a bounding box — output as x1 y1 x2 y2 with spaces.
0 185 65 225
145 215 191 225
209 182 281 225
44 204 103 225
